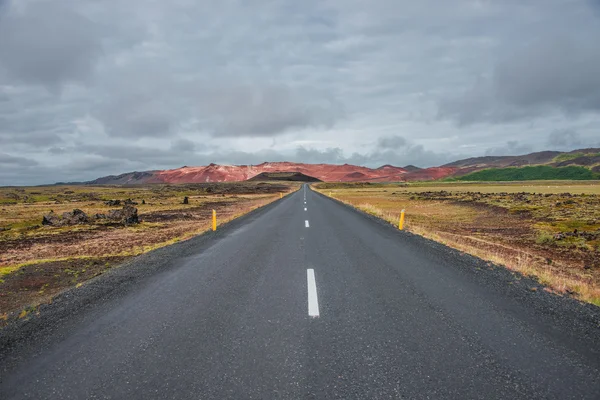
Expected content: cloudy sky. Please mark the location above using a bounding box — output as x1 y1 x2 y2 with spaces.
1 0 600 185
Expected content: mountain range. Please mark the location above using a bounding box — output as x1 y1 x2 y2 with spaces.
76 148 600 184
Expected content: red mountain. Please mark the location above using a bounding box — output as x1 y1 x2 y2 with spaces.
86 162 416 184
76 148 600 185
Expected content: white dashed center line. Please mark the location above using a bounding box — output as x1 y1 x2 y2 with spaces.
305 220 310 228
304 208 307 211
307 269 320 318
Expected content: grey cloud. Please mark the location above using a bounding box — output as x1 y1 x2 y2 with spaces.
0 152 38 166
377 135 407 149
0 130 64 147
48 147 67 155
346 145 455 168
91 57 342 138
66 156 125 172
73 143 192 166
206 144 452 170
547 130 582 149
0 87 78 148
485 141 533 156
170 139 197 153
440 35 600 124
1 0 599 185
99 103 174 138
0 166 53 186
0 1 102 88
590 0 600 16
93 66 179 138
295 147 345 164
274 144 452 169
494 37 600 111
203 84 342 137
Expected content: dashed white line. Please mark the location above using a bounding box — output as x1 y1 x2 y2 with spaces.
307 269 320 318
304 208 307 211
305 220 310 228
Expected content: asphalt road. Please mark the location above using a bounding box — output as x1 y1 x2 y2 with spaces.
1 184 600 399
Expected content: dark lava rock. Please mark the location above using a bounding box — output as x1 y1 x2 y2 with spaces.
104 200 121 206
183 196 189 204
124 199 138 205
107 205 139 225
61 209 90 225
42 209 90 226
42 211 61 226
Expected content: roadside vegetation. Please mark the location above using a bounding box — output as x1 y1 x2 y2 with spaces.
0 182 296 321
315 181 600 306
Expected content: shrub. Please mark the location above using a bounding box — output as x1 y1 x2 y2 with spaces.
536 232 556 245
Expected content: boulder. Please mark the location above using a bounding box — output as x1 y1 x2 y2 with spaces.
107 205 139 225
42 211 61 226
183 196 189 204
124 198 138 205
42 209 90 226
61 209 90 225
104 199 121 206
94 213 107 219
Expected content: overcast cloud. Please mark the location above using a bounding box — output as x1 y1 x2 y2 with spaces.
1 0 600 185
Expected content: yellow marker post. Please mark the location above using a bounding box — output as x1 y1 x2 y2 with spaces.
280 193 283 199
212 209 217 231
399 209 405 230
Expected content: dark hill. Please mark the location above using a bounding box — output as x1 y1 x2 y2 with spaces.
443 151 562 168
86 171 158 185
247 172 322 182
402 165 422 172
444 148 600 170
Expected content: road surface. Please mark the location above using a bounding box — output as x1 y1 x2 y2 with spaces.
1 184 599 399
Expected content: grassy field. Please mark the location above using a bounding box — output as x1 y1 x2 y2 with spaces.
315 181 600 306
0 182 297 320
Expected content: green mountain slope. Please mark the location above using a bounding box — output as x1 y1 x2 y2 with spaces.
455 165 600 181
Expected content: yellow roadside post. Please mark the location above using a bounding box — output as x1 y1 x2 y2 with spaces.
399 209 405 230
280 193 283 199
212 209 217 231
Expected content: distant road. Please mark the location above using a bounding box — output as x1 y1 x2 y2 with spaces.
1 184 599 399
